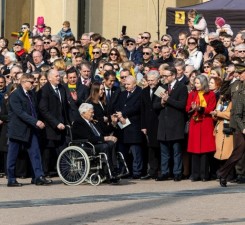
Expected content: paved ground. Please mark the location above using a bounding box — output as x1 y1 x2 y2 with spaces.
0 177 245 225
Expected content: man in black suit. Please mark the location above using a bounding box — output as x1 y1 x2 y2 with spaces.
38 69 70 176
153 66 188 182
7 73 52 186
115 76 143 178
174 59 189 85
156 46 174 68
64 67 89 121
125 38 142 65
140 70 161 179
103 70 120 116
72 103 119 183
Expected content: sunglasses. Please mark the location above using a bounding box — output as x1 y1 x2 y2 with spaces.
72 52 79 55
62 46 68 49
204 66 210 69
188 42 196 45
110 53 117 56
120 76 127 79
92 51 100 54
154 46 161 49
21 26 28 29
44 42 50 44
143 52 150 55
127 43 135 46
141 36 149 39
5 75 10 79
14 44 21 46
239 50 245 53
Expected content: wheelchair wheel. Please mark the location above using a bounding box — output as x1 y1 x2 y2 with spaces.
57 146 90 185
89 173 101 186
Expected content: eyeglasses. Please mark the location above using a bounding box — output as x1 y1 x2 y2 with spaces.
141 36 149 39
25 80 34 84
44 42 50 44
127 43 135 46
162 39 169 42
162 74 172 78
120 76 127 79
110 53 117 56
204 66 210 69
62 46 68 49
143 52 150 55
72 52 79 55
188 42 196 45
21 26 28 30
238 50 245 53
92 51 100 54
154 46 161 49
14 44 21 47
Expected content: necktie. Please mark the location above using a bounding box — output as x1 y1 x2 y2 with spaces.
83 79 88 85
106 89 111 103
89 122 100 136
168 85 172 94
150 89 153 100
55 87 61 102
26 92 37 118
127 91 132 98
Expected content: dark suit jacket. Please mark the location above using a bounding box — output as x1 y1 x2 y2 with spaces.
72 116 105 144
125 49 143 65
64 82 89 121
8 86 38 142
38 82 70 141
153 81 188 141
178 75 189 86
141 84 161 147
106 86 121 116
115 86 143 144
155 55 174 68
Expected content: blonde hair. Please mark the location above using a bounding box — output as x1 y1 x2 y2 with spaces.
53 59 66 71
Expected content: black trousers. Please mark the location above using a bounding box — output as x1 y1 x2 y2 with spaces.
147 146 159 176
217 132 245 179
191 153 210 180
94 141 117 175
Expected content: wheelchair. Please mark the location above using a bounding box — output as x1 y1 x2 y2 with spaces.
57 126 129 186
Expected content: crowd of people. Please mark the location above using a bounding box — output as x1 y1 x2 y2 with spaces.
0 9 245 187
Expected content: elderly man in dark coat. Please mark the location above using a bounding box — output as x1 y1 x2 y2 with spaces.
115 75 143 179
153 66 188 181
140 70 161 179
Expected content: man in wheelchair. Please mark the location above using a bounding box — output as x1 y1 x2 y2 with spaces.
71 103 120 184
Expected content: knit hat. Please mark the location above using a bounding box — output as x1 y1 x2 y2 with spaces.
215 17 225 27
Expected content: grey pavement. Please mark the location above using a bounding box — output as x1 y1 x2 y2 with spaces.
0 177 245 225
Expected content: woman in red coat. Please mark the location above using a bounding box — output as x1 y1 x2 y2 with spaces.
186 74 216 181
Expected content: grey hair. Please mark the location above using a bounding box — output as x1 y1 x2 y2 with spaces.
51 35 62 45
208 32 219 39
147 70 160 79
5 52 17 63
195 74 209 93
78 103 94 114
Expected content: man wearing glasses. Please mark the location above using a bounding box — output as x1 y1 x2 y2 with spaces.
91 47 102 79
7 73 52 187
125 38 142 65
19 23 33 38
156 46 174 67
137 32 151 52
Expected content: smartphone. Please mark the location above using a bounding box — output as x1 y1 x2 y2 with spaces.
122 25 127 35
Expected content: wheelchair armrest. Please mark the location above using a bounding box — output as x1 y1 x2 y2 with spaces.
71 139 89 144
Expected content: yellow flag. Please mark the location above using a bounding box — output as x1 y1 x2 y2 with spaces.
20 31 31 52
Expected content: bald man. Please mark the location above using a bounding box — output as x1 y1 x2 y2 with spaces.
38 69 70 176
115 76 143 179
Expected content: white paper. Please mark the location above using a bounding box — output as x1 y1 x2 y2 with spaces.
118 118 131 129
154 86 166 97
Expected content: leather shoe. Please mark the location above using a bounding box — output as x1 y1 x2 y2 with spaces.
132 175 141 179
174 175 182 182
7 181 22 187
155 174 169 181
35 176 52 185
110 177 120 184
140 174 153 180
219 178 227 187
